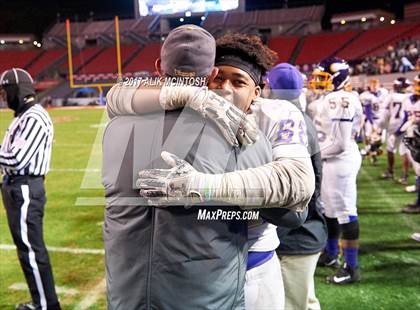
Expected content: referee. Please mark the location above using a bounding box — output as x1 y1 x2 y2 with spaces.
0 68 60 310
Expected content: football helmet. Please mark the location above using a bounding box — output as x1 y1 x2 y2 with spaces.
393 77 411 93
309 57 350 93
414 74 420 96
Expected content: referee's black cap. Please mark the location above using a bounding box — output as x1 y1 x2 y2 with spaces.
0 68 35 100
0 68 34 86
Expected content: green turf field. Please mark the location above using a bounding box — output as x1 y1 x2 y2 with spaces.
0 107 419 309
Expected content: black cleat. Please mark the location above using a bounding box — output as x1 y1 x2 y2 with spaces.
326 264 361 285
16 302 36 310
317 252 340 268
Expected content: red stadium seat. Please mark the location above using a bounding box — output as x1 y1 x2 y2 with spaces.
0 50 42 74
123 43 162 73
336 23 415 60
80 45 139 74
267 36 299 64
295 31 359 65
61 47 103 73
27 49 67 78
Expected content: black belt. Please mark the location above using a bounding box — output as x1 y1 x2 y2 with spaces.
2 175 45 185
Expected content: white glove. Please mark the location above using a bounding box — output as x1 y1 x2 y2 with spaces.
136 151 210 206
238 113 259 145
160 85 259 147
137 151 313 211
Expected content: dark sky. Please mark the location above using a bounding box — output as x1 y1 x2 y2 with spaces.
0 0 412 38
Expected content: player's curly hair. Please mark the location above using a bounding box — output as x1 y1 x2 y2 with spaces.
216 33 278 75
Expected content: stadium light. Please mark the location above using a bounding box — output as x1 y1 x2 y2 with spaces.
340 20 346 25
33 41 38 46
18 39 24 44
380 16 385 22
37 43 42 48
185 11 191 17
390 19 396 24
0 40 5 44
201 16 206 21
361 17 366 22
179 17 184 22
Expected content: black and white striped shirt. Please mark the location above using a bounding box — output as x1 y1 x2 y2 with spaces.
0 103 53 176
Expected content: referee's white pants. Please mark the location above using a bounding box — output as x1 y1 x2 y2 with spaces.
245 254 284 310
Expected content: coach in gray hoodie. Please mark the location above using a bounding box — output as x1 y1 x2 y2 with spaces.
102 25 272 310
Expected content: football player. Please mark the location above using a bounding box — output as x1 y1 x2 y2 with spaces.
107 33 315 309
380 77 412 183
309 57 364 284
400 74 420 213
359 79 386 164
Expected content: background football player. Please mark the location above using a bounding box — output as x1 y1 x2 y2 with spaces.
399 74 420 214
309 57 364 285
379 77 412 184
359 79 386 164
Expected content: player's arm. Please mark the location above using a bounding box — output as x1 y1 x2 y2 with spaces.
106 81 162 118
363 102 375 125
106 82 258 146
394 98 413 135
137 109 315 211
138 152 314 211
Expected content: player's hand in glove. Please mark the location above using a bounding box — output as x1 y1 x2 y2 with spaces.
136 151 204 206
160 85 259 147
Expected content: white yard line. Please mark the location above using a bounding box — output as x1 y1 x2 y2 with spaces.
9 283 78 296
81 110 108 190
76 278 106 310
0 244 104 255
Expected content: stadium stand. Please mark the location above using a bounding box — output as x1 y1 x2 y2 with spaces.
80 45 139 74
365 22 420 57
267 36 299 63
295 30 359 65
404 2 420 22
336 23 417 60
202 5 323 34
201 12 225 31
129 15 160 38
2 5 417 87
26 48 67 77
256 5 323 25
224 11 258 32
82 20 114 38
61 47 104 73
123 42 161 73
0 49 42 73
